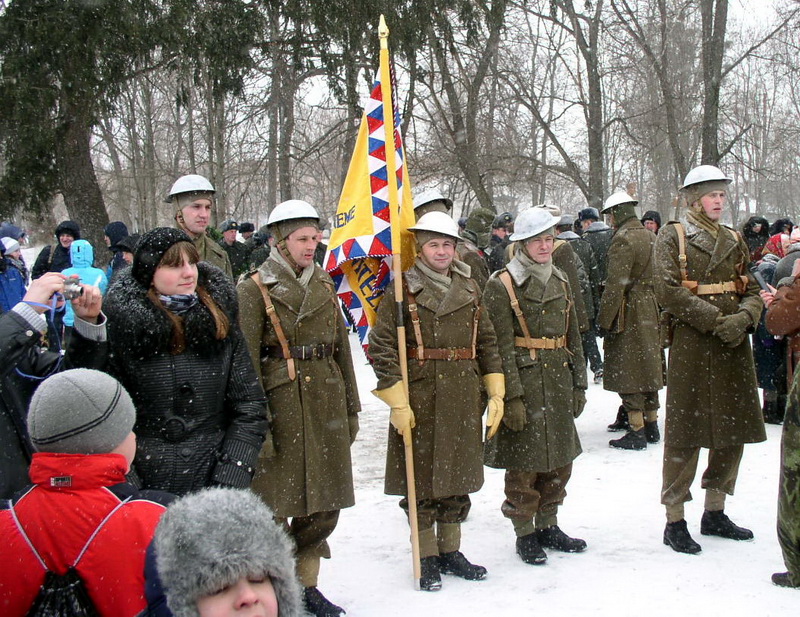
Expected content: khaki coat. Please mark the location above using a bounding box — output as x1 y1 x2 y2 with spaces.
483 258 586 472
654 220 766 449
238 259 360 517
596 216 663 393
552 240 590 333
369 264 502 499
456 240 490 291
193 232 233 278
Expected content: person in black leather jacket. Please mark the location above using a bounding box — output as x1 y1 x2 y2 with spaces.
0 272 107 499
104 228 267 496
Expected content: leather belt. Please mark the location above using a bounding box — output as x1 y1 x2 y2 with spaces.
514 335 567 350
695 281 739 295
263 343 335 360
407 347 474 361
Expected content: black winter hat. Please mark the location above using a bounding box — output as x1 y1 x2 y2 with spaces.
641 210 661 227
578 207 600 222
114 233 140 253
55 220 81 240
132 227 191 288
239 222 255 234
104 221 129 247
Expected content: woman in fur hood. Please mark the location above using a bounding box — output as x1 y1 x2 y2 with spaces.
104 227 267 496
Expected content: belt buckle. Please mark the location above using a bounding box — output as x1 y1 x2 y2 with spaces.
447 348 457 361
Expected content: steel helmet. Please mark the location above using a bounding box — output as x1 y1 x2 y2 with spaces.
682 165 731 190
167 174 215 202
601 191 638 213
414 189 453 211
509 207 560 242
409 211 460 240
267 200 320 226
534 204 562 217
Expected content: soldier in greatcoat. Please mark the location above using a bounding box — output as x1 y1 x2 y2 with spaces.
596 191 663 450
369 212 505 592
483 207 588 566
654 165 766 554
238 200 360 616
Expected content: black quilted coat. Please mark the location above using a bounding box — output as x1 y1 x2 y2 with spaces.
104 262 267 496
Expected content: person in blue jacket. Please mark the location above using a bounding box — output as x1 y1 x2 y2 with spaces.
61 240 108 343
0 242 26 312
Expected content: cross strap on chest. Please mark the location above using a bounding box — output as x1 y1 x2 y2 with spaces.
498 270 571 361
250 272 297 381
673 223 748 296
404 277 481 365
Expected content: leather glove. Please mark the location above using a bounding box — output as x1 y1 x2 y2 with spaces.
372 381 416 442
502 397 527 432
572 388 587 418
713 311 752 347
483 373 506 439
348 415 360 445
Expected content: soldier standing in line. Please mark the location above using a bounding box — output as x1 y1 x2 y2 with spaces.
167 174 233 278
483 207 587 566
238 200 360 616
655 165 765 554
369 211 505 592
596 191 663 450
458 207 495 291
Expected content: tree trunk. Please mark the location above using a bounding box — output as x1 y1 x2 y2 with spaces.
700 0 728 165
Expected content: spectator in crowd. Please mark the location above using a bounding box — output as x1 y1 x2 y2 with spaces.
0 273 106 499
487 212 514 273
753 253 786 424
148 488 303 617
763 232 791 260
60 239 108 347
239 222 256 241
0 240 26 312
247 225 272 270
0 368 170 616
1 236 28 285
771 218 794 236
369 211 504 591
742 216 770 263
641 210 662 234
108 233 140 283
104 221 130 281
104 228 267 497
167 174 233 277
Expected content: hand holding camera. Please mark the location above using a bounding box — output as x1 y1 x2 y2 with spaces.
23 273 102 322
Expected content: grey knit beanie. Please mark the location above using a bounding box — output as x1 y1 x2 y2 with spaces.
154 488 303 617
28 369 136 454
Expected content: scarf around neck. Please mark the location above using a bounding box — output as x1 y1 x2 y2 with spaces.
270 245 315 287
686 207 720 239
516 244 553 285
159 293 198 315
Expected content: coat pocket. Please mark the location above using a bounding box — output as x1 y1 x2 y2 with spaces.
261 357 293 391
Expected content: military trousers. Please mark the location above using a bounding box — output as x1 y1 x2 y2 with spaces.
661 445 743 522
501 464 572 537
778 399 800 585
276 509 339 587
400 495 471 557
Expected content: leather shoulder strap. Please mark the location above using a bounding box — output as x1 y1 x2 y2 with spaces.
499 270 533 342
673 223 689 282
249 273 296 381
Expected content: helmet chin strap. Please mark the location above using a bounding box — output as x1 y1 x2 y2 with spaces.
277 240 303 274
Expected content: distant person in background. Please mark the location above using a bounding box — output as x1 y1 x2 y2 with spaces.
771 218 794 237
0 239 26 312
104 221 130 280
239 222 256 241
218 220 249 278
487 212 514 273
61 239 109 347
1 231 28 284
764 232 791 260
247 225 272 270
742 216 770 263
641 210 662 234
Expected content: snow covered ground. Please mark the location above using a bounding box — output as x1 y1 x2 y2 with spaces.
326 333 794 616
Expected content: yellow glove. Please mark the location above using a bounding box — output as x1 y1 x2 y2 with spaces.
483 373 505 439
372 382 416 442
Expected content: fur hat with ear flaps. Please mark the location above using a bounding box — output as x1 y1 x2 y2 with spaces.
154 488 303 617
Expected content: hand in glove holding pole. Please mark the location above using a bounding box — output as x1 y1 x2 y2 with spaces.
483 373 505 439
373 381 416 443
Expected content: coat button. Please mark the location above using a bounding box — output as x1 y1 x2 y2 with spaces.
438 374 444 379
563 361 568 367
304 375 312 383
25 330 33 337
543 363 548 368
542 309 547 314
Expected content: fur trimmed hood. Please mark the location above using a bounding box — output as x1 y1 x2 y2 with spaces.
104 261 238 359
154 488 303 617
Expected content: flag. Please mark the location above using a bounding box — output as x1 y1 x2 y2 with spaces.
325 17 415 350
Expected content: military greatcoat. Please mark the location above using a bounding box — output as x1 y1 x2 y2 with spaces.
369 263 502 500
654 220 766 449
483 258 587 472
238 259 360 517
596 216 663 393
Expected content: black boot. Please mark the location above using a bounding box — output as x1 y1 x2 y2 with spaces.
438 550 487 580
663 520 702 554
763 399 782 425
772 572 800 588
700 510 754 540
516 532 547 565
420 556 442 591
609 428 646 450
607 406 629 432
536 525 587 553
593 368 604 384
303 587 345 616
645 421 660 444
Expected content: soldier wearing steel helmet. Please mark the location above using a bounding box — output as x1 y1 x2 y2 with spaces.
237 200 360 616
596 190 663 450
369 211 504 592
413 188 453 220
483 207 587 567
167 174 233 277
655 165 765 555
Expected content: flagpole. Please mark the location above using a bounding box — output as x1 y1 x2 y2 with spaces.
379 14 421 588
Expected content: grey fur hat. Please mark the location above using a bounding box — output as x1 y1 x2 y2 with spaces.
28 369 135 454
154 488 303 617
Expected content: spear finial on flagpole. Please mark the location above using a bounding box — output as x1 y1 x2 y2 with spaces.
379 14 389 46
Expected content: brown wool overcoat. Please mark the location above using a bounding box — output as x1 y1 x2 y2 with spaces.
596 217 663 393
238 259 360 517
654 220 766 448
369 264 502 499
483 258 586 472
